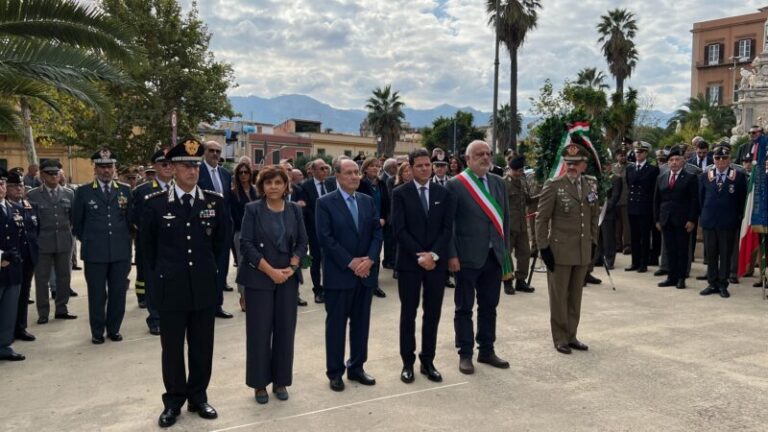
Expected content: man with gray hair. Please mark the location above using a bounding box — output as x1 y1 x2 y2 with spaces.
301 159 336 303
447 140 510 374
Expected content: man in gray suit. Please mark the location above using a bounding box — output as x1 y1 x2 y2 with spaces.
26 159 77 324
447 140 511 374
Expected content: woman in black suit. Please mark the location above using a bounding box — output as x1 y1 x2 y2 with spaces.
357 158 389 298
236 165 308 404
230 162 258 310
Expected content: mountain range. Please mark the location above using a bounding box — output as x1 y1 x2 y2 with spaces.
227 94 673 134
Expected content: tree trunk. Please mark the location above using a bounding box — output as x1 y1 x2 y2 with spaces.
509 46 518 153
616 76 624 98
491 0 501 154
384 133 396 158
20 97 38 166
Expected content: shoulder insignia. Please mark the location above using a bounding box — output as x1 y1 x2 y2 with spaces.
202 189 224 198
145 190 166 200
117 181 131 188
583 175 597 181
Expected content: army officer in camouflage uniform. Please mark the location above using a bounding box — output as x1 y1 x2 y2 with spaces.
503 155 536 295
535 143 599 355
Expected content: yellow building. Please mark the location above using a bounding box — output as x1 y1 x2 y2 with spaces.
0 135 94 184
307 132 377 158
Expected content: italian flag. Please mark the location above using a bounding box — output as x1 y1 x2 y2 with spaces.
737 142 763 278
548 122 602 179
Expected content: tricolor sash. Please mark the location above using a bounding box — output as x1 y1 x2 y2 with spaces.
456 169 513 280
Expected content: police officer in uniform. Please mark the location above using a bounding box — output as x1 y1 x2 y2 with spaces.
535 143 599 354
698 142 747 298
6 171 39 342
142 138 226 427
0 168 26 361
72 149 133 344
503 155 536 294
131 149 173 335
625 141 659 273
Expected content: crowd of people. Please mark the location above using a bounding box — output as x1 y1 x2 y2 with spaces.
0 128 765 428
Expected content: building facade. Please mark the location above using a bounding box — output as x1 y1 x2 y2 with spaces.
691 7 768 106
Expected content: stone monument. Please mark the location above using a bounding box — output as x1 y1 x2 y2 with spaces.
733 17 768 136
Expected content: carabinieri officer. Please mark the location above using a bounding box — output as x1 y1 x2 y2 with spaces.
141 138 227 428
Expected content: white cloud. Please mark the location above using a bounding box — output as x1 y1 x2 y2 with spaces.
182 0 767 114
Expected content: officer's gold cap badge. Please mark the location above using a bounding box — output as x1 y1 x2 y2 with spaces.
566 145 579 156
183 139 200 156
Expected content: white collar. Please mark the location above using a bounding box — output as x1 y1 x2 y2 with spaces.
339 188 355 201
173 184 200 203
203 161 218 172
414 179 430 190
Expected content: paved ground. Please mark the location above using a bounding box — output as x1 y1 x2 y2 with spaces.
3 252 768 432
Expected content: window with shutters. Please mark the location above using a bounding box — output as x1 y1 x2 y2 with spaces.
707 85 721 105
738 39 751 59
707 43 720 65
253 148 264 163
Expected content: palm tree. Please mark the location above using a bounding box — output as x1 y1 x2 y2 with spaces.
668 94 736 136
490 104 522 152
605 88 638 148
575 67 609 90
487 0 542 153
597 9 638 97
0 0 135 163
365 85 405 157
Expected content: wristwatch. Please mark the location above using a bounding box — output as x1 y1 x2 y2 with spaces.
290 264 299 271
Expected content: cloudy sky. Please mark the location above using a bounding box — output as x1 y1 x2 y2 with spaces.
179 0 768 114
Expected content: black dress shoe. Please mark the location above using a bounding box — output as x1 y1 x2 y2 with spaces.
215 308 233 319
653 269 668 276
297 296 308 306
223 285 234 292
637 267 648 273
515 279 535 293
420 363 443 382
445 280 456 288
719 288 731 298
503 283 515 295
314 293 325 304
15 330 36 341
373 287 386 298
158 408 180 428
477 353 510 369
696 275 708 280
728 277 739 284
72 265 82 270
568 340 589 351
329 376 345 392
188 402 218 419
27 299 34 305
755 281 765 288
37 317 48 324
657 279 677 287
699 286 719 296
459 358 475 374
676 280 686 289
108 333 123 342
622 247 631 255
54 313 77 320
624 266 638 272
69 290 78 297
51 291 56 300
138 300 147 309
555 344 572 354
584 273 602 285
347 369 376 385
0 351 25 361
92 336 105 344
400 366 414 383
149 327 161 336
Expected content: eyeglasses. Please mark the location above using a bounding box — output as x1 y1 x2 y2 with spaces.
750 131 760 135
207 149 221 154
317 166 330 170
159 162 171 168
237 171 250 175
713 156 729 160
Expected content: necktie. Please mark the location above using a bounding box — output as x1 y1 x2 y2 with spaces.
49 189 56 200
211 168 223 193
346 195 359 231
478 177 487 192
669 172 677 188
1 203 6 217
182 194 192 216
103 184 111 199
320 181 327 196
576 178 582 198
419 186 429 214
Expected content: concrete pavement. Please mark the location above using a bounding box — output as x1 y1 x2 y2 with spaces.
2 253 768 431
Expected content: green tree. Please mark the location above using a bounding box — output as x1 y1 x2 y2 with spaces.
422 111 486 156
563 83 607 120
0 0 136 163
528 78 571 118
668 94 736 137
365 84 405 157
575 67 609 90
597 8 638 97
489 103 522 153
604 88 639 149
487 0 541 152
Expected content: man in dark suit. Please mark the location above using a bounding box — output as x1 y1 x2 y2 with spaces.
688 139 713 171
654 144 698 289
316 159 383 392
131 149 173 335
698 143 747 298
300 158 335 303
392 149 455 384
447 140 510 374
72 149 133 344
380 158 398 269
197 140 233 319
625 141 659 273
0 168 26 361
142 138 227 427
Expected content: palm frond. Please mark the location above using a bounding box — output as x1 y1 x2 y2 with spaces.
0 99 21 134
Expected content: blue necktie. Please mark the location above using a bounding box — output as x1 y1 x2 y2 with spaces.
419 186 429 214
347 195 359 231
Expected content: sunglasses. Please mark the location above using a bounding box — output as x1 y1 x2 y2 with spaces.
713 156 729 160
237 170 250 175
207 149 221 154
750 131 760 135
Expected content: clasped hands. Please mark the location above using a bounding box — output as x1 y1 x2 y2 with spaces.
348 256 373 278
266 256 300 284
416 252 436 271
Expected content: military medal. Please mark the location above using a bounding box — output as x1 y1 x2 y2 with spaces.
729 184 735 194
117 194 128 209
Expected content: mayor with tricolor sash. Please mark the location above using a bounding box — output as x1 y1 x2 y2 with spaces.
447 140 511 375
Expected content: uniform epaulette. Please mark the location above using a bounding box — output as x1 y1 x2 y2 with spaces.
584 175 597 181
145 190 166 200
202 189 223 198
116 181 131 188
